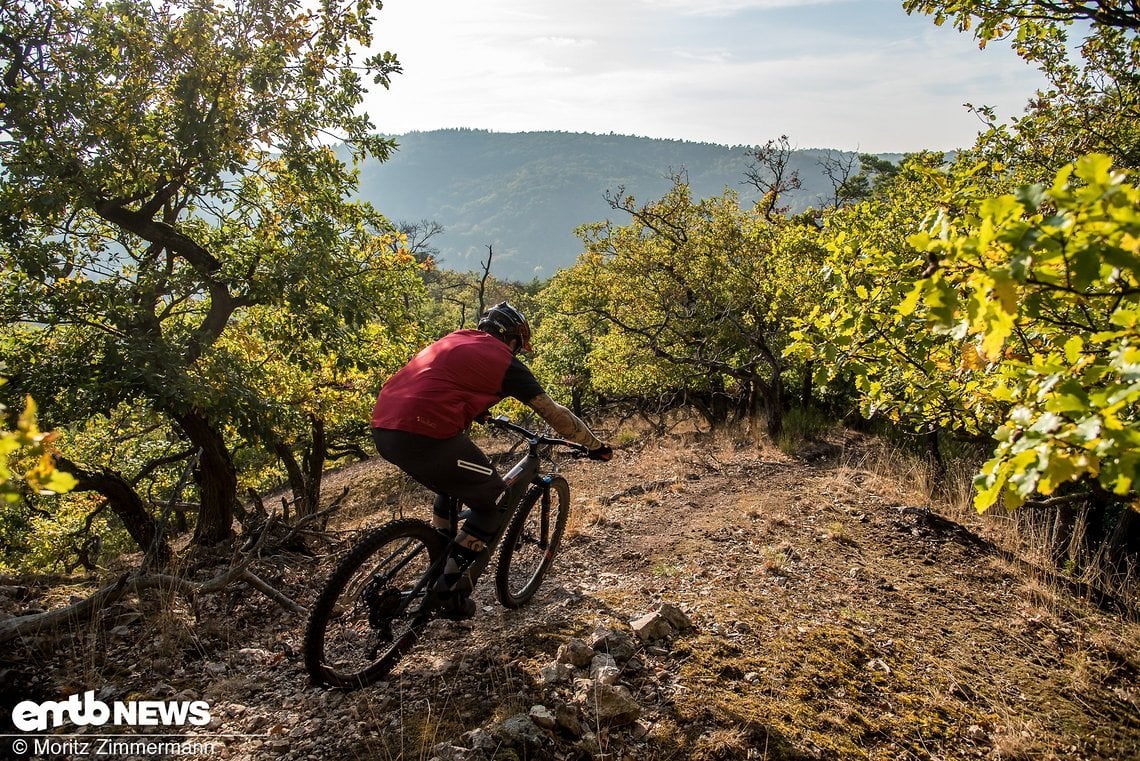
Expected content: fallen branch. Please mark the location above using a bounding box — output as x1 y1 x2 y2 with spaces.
0 488 352 646
0 530 311 646
240 570 306 616
0 574 131 643
1021 493 1095 510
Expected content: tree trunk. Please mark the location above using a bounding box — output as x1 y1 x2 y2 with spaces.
54 457 170 567
926 431 947 486
1050 504 1077 567
746 372 784 438
275 440 307 515
800 361 814 409
570 385 584 417
303 414 326 518
763 374 784 438
1105 504 1140 570
175 410 236 545
733 375 752 421
691 378 730 428
274 415 328 518
709 376 729 426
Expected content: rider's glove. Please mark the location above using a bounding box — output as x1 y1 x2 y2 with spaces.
474 412 491 425
587 444 614 462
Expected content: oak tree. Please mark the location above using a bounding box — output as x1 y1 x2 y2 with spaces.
0 0 412 544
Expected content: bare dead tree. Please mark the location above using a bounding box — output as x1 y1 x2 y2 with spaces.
439 244 495 329
475 244 493 319
743 135 802 221
816 150 864 209
396 219 445 264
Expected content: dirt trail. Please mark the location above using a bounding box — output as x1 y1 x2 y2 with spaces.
3 429 1139 760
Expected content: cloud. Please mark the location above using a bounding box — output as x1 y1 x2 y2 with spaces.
642 0 853 15
534 36 598 49
366 0 1044 152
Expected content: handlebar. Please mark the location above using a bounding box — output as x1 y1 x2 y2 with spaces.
483 415 589 457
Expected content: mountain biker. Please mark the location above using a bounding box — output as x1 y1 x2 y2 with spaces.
371 302 613 618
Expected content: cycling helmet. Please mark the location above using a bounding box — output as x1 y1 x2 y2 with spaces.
477 301 533 354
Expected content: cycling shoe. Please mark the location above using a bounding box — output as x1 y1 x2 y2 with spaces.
433 575 476 620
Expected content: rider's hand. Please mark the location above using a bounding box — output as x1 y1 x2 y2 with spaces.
588 444 614 462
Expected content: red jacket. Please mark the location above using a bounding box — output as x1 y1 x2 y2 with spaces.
371 330 516 438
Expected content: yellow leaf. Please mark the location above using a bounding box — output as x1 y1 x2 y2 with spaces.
1063 336 1084 364
980 309 1014 360
961 342 986 370
897 282 924 317
991 272 1019 315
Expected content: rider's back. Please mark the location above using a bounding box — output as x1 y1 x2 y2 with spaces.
371 330 515 439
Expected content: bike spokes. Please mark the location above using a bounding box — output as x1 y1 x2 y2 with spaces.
304 520 447 689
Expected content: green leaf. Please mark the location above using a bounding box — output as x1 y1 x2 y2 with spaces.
1015 183 1045 210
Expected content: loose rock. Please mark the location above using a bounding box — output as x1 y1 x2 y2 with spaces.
556 637 595 667
529 704 556 730
589 626 638 663
590 652 621 686
575 681 641 726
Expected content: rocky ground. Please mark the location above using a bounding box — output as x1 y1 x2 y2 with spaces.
3 425 1140 760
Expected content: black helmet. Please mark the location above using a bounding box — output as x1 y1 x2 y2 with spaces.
477 301 533 354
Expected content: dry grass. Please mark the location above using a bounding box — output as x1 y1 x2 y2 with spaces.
565 497 612 540
696 422 1140 757
811 431 1139 608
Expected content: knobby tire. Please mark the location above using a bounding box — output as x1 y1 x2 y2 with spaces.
303 519 446 690
495 476 571 608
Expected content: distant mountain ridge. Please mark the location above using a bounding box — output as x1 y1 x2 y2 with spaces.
353 129 901 281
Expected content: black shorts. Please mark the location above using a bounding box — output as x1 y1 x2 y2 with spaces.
372 428 507 539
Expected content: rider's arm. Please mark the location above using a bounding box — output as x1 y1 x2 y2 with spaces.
526 393 604 450
501 358 610 457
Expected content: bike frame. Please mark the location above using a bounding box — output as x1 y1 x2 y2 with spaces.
415 417 583 615
435 417 580 593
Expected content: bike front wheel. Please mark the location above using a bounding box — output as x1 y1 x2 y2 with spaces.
495 476 571 608
303 519 447 689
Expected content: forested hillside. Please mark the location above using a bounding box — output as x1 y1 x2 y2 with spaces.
354 130 900 280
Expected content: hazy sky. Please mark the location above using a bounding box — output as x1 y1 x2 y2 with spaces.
366 0 1046 154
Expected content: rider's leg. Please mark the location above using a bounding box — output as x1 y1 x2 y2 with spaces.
372 428 505 616
431 494 451 532
454 490 508 551
440 491 510 589
373 430 507 535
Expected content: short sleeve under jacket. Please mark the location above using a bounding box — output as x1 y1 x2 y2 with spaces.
371 330 545 439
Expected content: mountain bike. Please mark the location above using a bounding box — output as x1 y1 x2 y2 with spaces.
303 416 586 690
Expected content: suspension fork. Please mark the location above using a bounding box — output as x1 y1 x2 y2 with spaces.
536 475 554 550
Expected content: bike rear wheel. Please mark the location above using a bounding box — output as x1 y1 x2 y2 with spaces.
495 476 570 608
304 519 447 689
